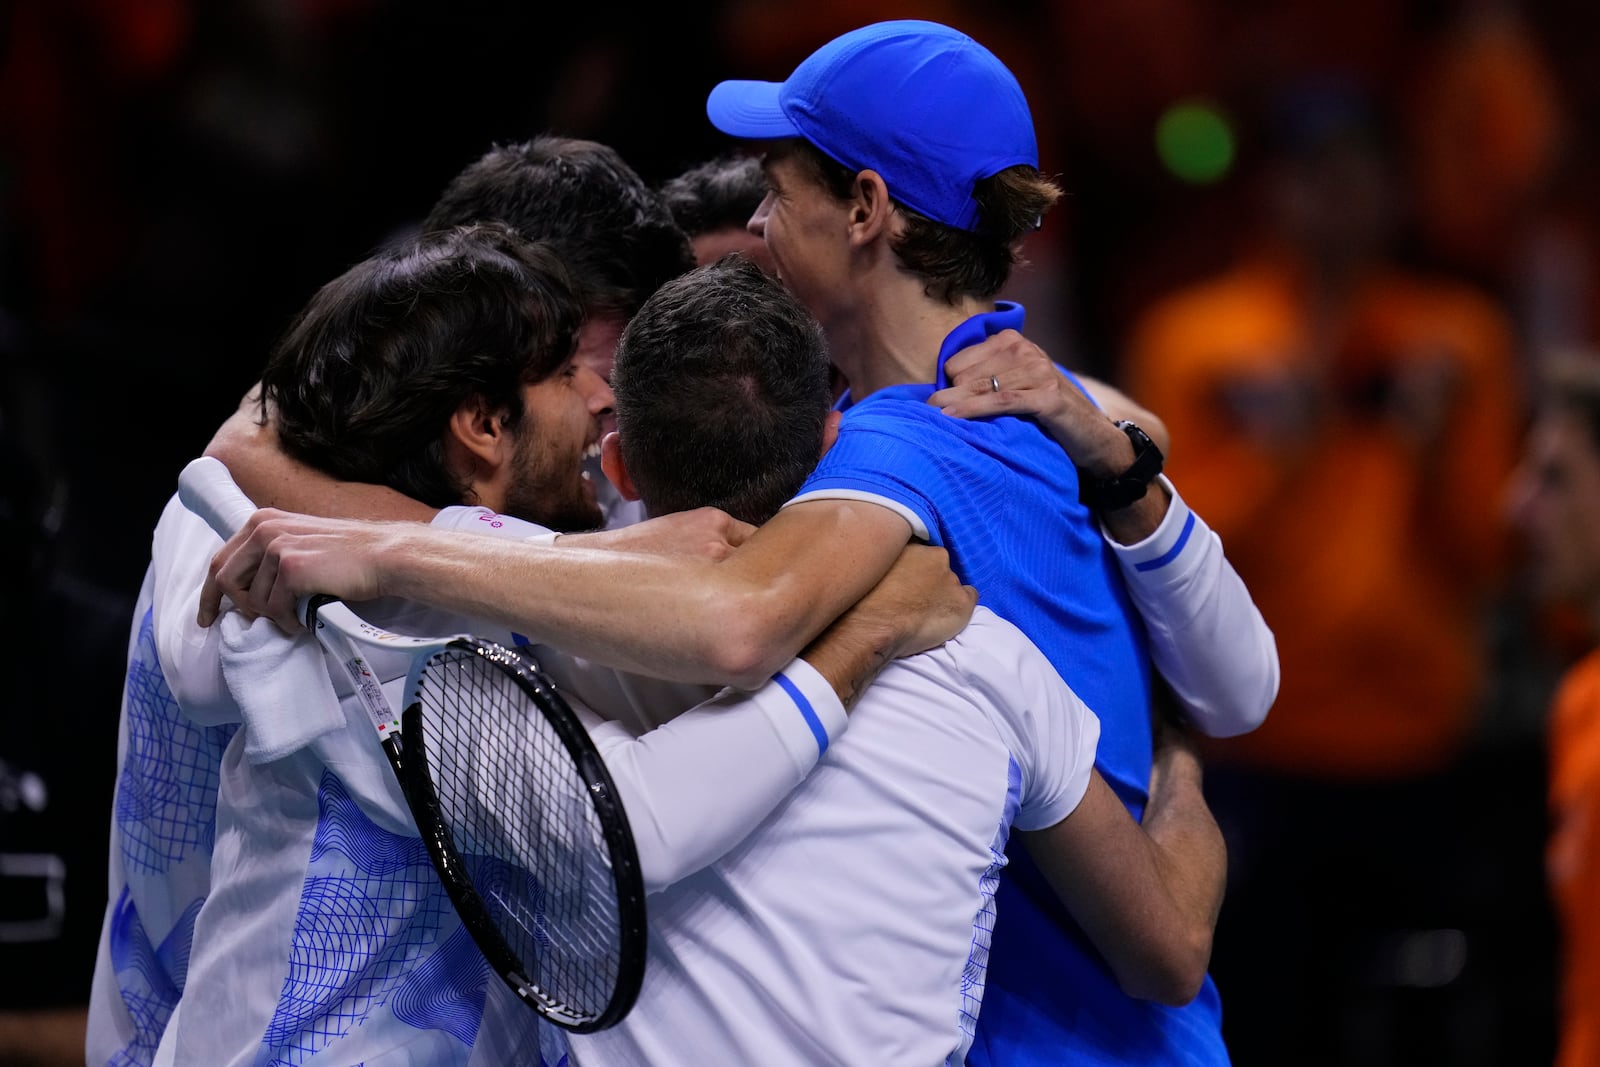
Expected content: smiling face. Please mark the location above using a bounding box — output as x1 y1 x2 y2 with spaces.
572 313 626 436
501 357 614 532
749 146 854 330
1507 407 1600 616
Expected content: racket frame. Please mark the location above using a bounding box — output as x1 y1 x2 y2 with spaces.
389 633 647 1031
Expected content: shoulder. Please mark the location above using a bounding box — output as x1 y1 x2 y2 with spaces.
837 392 950 438
946 607 1047 671
945 610 1102 827
837 392 1062 474
152 491 221 557
945 609 1080 727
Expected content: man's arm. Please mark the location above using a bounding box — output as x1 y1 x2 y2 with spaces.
579 551 976 891
930 330 1278 736
1105 477 1278 735
212 390 761 561
797 539 978 708
930 330 1172 543
1021 728 1225 1006
206 388 439 521
200 498 919 690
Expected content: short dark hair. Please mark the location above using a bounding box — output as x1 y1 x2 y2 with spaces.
660 154 768 238
612 256 831 525
425 137 695 320
781 138 1060 303
1540 353 1600 455
261 224 582 508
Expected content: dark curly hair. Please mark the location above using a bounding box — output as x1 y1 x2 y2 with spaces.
426 137 695 321
260 223 582 508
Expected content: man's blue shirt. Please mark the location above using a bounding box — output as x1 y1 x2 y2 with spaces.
795 303 1229 1066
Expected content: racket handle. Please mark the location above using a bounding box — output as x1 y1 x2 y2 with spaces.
178 456 260 539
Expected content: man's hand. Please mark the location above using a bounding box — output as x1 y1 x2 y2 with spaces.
199 510 407 630
799 544 976 708
556 507 756 562
858 544 978 660
931 330 1079 418
929 330 1172 542
930 330 1133 469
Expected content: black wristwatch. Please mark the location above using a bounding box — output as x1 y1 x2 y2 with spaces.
1079 420 1164 511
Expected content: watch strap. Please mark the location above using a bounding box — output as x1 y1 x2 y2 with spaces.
1080 420 1164 511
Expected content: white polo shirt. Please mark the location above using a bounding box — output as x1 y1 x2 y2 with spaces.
565 607 1098 1067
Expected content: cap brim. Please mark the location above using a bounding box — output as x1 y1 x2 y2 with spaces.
707 80 801 140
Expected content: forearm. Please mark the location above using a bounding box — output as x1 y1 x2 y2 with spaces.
205 398 437 522
797 546 975 708
1073 373 1171 457
1041 376 1173 544
1097 479 1172 545
1022 761 1224 1006
1108 479 1279 736
205 500 911 688
800 622 895 710
369 533 783 684
1138 749 1226 973
584 659 845 892
352 519 882 688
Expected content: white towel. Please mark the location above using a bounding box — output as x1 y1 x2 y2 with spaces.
209 505 550 765
219 612 344 764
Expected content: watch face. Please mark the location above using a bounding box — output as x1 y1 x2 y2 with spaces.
1116 420 1154 452
1083 421 1164 510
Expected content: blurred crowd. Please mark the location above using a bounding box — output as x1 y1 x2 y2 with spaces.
4 1 1600 1064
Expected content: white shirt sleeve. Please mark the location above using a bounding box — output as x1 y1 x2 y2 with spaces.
1105 476 1279 737
575 657 848 894
953 611 1100 832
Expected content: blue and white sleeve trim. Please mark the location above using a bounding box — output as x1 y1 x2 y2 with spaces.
1103 476 1195 573
764 657 849 776
1102 474 1279 737
431 505 560 544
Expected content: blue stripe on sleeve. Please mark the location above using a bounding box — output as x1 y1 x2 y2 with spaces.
773 672 829 757
1133 511 1196 573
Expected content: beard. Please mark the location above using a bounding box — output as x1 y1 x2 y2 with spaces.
501 430 604 534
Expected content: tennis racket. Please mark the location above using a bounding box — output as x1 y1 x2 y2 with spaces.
177 456 647 1032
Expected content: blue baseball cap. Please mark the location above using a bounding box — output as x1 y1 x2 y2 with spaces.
706 20 1038 233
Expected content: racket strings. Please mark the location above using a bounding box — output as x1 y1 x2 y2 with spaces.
411 645 625 1022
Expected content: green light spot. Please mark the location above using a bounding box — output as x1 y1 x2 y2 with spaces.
1156 102 1235 185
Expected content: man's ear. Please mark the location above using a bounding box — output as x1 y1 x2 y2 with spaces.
847 169 895 247
600 431 640 501
820 410 842 458
446 396 513 482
